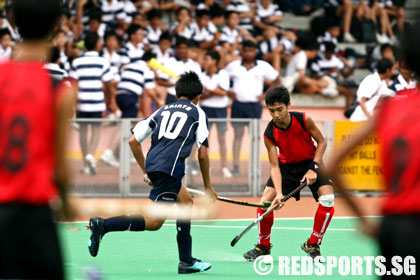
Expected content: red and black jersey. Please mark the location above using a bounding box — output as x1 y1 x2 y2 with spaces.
377 94 420 215
264 112 316 164
0 61 59 205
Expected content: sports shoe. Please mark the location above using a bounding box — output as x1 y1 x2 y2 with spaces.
88 217 105 257
222 167 233 178
343 33 356 43
178 258 212 274
100 149 120 168
301 239 321 259
80 165 90 175
243 244 272 262
85 154 97 175
231 166 240 177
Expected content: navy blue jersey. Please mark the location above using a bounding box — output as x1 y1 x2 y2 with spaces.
132 99 209 179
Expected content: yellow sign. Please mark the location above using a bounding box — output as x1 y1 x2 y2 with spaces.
333 121 385 191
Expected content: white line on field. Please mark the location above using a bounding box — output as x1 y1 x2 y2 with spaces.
162 224 356 231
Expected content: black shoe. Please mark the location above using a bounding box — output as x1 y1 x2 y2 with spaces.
88 217 105 257
231 166 240 177
178 258 212 274
301 239 321 259
243 244 272 261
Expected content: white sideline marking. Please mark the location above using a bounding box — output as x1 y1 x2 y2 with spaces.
162 224 356 231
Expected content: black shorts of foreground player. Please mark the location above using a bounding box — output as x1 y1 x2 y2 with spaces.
243 86 335 261
88 71 218 274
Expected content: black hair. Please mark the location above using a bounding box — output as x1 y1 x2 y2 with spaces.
0 28 11 39
89 9 103 23
296 33 318 50
84 31 99 51
242 40 257 49
127 24 142 38
265 86 290 106
104 30 118 41
188 39 200 48
225 11 239 19
324 42 336 53
141 51 156 61
49 46 61 63
13 0 61 40
380 43 393 54
147 9 161 21
377 58 394 74
210 6 224 18
175 6 190 16
175 36 189 47
175 71 203 100
159 31 172 42
196 9 211 18
207 50 221 63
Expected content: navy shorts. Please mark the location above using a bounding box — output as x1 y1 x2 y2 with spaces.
166 94 177 105
201 106 228 132
116 93 139 118
77 111 102 126
148 172 182 202
265 160 332 201
231 101 262 128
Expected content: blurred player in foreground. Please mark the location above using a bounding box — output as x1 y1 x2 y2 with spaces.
243 86 335 261
325 22 420 279
88 71 218 274
0 0 75 278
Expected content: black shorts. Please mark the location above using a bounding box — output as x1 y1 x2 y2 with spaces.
265 160 332 201
148 171 182 202
116 93 139 118
378 214 420 279
201 106 228 132
231 101 262 119
77 111 102 126
0 203 64 279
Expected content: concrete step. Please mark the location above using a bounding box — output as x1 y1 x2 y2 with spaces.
290 93 346 108
337 43 370 55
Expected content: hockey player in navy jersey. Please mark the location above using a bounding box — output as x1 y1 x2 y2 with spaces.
87 71 217 274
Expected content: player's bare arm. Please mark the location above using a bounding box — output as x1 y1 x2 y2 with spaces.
302 115 327 185
264 138 284 209
129 135 152 186
198 145 217 200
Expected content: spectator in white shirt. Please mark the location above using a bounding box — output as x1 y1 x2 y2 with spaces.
253 0 283 35
156 37 202 104
200 50 233 178
0 28 12 60
101 30 122 83
192 9 220 50
170 7 195 40
146 9 166 48
283 38 328 95
225 40 280 176
350 58 394 121
118 24 145 65
82 11 107 40
386 59 416 97
152 31 174 63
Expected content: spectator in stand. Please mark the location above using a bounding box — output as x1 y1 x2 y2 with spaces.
52 29 72 71
371 0 397 44
100 0 126 29
225 0 254 32
0 28 12 60
340 0 373 43
70 32 116 175
169 7 195 40
44 46 69 81
225 40 280 176
349 58 394 121
317 19 340 54
75 0 101 38
253 0 283 36
101 30 122 84
156 37 202 104
82 10 107 41
311 42 356 106
385 0 406 35
260 30 296 73
385 56 416 96
192 9 221 50
369 43 395 72
208 6 225 34
283 38 329 95
200 50 233 178
146 9 167 48
152 31 174 63
118 24 146 65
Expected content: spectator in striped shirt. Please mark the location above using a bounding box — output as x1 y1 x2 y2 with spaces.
146 9 166 48
170 7 194 40
118 24 145 66
192 9 220 50
0 28 12 60
101 0 126 29
70 32 116 175
45 47 68 81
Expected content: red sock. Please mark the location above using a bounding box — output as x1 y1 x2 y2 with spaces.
309 204 335 245
257 207 274 248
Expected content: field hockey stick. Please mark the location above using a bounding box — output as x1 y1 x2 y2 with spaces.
230 181 308 247
187 188 271 208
